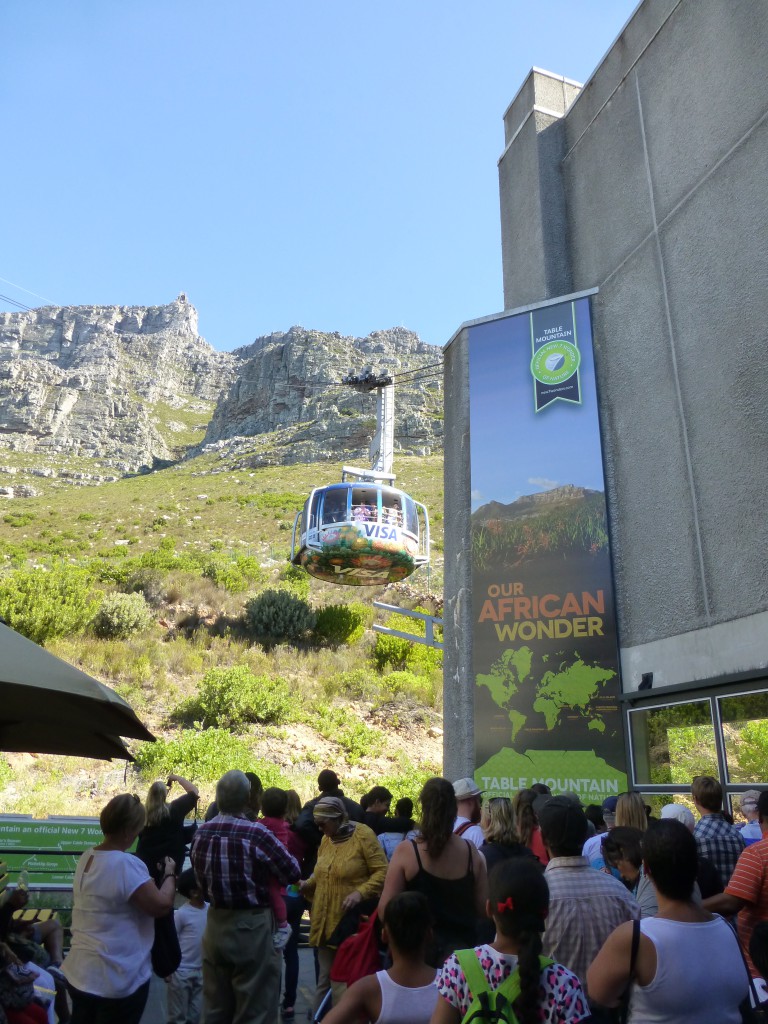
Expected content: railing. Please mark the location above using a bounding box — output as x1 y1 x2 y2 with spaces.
372 602 443 650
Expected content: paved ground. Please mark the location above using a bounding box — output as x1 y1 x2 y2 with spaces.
140 945 317 1024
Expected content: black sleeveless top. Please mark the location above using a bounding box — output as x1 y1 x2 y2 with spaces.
404 839 477 967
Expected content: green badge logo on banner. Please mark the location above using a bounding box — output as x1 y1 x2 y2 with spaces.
529 302 582 412
530 340 581 386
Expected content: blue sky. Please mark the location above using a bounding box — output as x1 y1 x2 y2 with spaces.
468 298 605 508
1 2 637 352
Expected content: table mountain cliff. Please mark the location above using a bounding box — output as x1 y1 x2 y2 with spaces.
0 296 443 486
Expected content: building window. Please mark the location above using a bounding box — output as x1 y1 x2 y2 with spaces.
627 684 768 811
629 700 716 786
718 691 768 784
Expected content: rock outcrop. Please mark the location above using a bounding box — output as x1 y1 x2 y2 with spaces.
0 298 443 485
202 325 443 466
0 296 236 472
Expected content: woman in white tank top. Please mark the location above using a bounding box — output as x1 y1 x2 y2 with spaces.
588 819 748 1023
324 892 438 1024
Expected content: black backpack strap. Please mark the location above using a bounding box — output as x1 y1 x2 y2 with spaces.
629 917 640 977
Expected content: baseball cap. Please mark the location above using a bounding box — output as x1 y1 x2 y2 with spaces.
602 796 619 816
533 790 582 818
740 790 760 815
660 803 695 831
453 777 482 800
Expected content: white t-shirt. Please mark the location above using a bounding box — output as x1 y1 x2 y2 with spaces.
175 901 208 974
582 832 606 870
454 816 485 848
63 849 154 998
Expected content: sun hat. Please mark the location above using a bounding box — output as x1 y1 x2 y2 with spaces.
453 777 482 800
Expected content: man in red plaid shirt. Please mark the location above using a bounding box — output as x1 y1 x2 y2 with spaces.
191 769 300 1024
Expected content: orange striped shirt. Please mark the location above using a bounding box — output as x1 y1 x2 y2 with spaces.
725 835 768 976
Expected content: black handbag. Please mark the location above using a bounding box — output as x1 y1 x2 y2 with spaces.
724 920 768 1024
151 910 181 978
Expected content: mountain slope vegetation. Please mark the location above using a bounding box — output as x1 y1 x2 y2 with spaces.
0 451 445 815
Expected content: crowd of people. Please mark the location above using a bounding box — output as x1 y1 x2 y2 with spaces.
6 769 767 1024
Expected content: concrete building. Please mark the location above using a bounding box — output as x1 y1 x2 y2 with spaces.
444 0 768 805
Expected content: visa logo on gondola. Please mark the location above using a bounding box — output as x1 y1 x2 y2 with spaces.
363 524 399 540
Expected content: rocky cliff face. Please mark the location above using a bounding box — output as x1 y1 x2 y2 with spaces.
203 325 443 467
0 296 237 473
0 298 443 484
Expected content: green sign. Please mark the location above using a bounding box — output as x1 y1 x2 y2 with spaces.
0 819 102 853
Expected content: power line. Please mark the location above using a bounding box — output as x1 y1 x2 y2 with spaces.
0 293 36 313
0 276 55 305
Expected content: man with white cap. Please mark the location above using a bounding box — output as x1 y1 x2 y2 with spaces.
660 802 696 831
452 778 485 848
739 790 763 843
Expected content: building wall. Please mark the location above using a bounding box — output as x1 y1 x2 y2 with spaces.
496 0 768 694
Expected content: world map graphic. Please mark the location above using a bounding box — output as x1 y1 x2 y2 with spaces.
476 645 617 742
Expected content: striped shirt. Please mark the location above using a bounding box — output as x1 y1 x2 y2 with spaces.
694 813 745 890
190 814 299 910
543 856 640 989
724 837 768 977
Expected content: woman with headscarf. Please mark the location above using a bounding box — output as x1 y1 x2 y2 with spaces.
300 796 388 1015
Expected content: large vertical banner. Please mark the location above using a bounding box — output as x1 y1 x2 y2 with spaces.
469 296 626 799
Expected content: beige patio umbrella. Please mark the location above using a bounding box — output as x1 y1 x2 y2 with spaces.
0 621 155 760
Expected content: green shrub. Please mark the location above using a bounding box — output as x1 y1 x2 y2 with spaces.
3 512 36 528
201 555 265 593
0 563 99 645
278 563 311 599
374 761 441 804
178 665 297 730
339 719 384 764
244 589 316 644
125 568 166 607
92 592 153 639
310 702 384 765
379 670 438 705
373 607 443 675
314 603 367 647
133 728 289 785
322 669 376 700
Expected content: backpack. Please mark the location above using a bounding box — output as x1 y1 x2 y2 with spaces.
455 949 554 1024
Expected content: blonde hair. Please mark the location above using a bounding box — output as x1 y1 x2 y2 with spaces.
482 796 520 845
145 781 170 827
615 792 648 832
101 794 145 837
285 789 302 824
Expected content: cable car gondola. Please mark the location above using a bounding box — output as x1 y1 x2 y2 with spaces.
290 375 430 586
